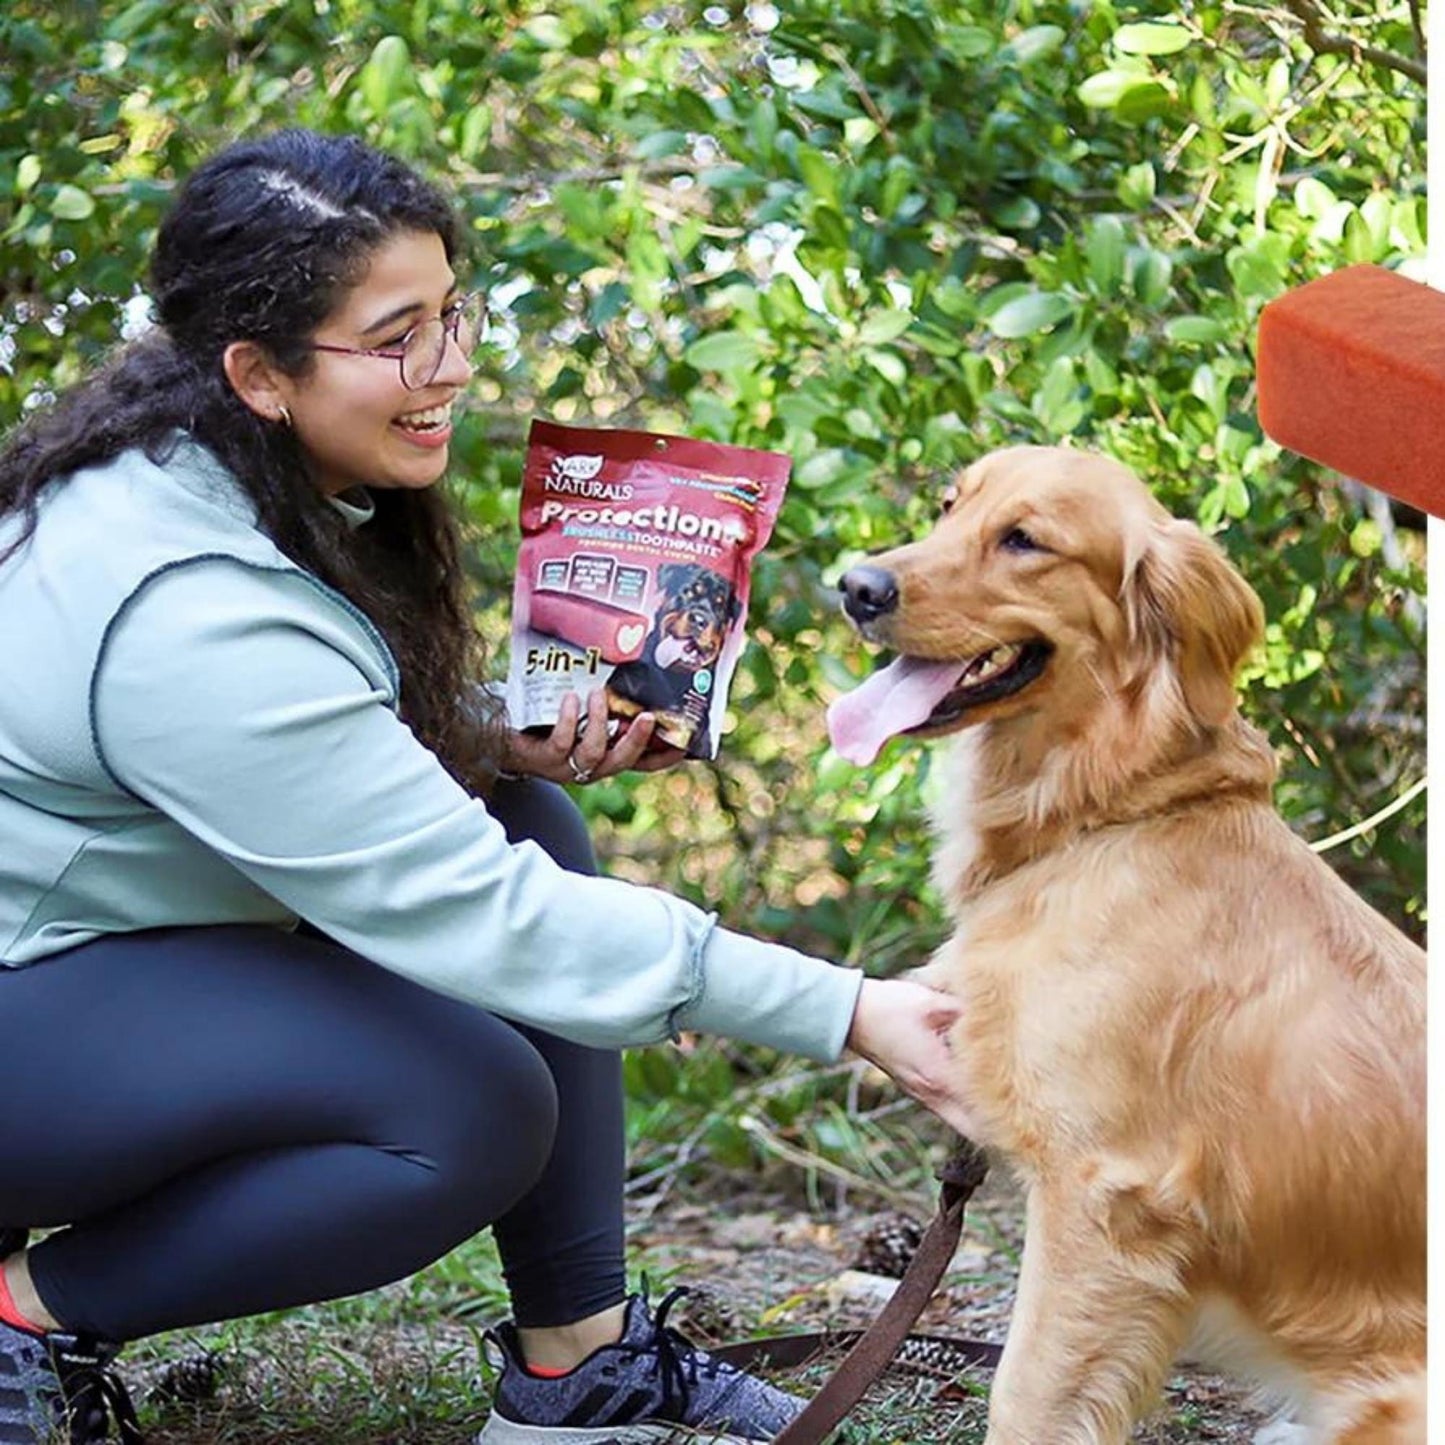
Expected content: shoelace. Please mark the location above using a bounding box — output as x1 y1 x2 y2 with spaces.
53 1338 144 1445
633 1287 731 1422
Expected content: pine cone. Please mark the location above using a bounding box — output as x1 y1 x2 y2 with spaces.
852 1211 925 1279
147 1350 225 1405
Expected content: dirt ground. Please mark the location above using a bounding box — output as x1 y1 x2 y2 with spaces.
634 1164 1274 1443
134 1161 1277 1443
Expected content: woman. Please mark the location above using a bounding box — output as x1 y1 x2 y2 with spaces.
0 130 970 1445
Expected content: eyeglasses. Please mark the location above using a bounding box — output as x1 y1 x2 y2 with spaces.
306 292 485 391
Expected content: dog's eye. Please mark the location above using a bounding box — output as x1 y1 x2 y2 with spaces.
939 484 959 516
1000 526 1043 553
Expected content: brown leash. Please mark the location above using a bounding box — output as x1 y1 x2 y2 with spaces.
710 1139 995 1445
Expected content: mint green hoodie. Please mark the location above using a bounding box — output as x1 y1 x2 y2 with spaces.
0 438 862 1058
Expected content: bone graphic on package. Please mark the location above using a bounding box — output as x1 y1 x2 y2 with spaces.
529 588 650 664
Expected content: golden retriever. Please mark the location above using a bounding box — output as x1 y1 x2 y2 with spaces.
827 446 1426 1445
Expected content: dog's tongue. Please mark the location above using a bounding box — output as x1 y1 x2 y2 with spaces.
826 656 964 766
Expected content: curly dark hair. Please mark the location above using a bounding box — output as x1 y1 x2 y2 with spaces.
0 128 507 791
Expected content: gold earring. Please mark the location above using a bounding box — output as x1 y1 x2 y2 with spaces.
275 405 292 427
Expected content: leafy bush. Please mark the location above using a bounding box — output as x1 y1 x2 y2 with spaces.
3 0 1424 1190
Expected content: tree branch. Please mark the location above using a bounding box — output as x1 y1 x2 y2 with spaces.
1407 0 1426 58
1280 0 1427 85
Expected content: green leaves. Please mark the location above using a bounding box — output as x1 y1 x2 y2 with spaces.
683 331 763 374
1227 232 1292 298
1078 64 1175 121
1117 161 1156 210
1165 316 1229 345
1032 356 1086 434
1128 247 1172 306
361 35 412 115
1114 22 1192 57
986 289 1075 339
1003 24 1066 66
48 183 95 220
1077 16 1193 122
1085 215 1127 293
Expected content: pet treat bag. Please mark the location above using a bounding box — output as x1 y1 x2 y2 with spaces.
505 419 790 759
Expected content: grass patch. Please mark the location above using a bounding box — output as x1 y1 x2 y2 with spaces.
120 1178 1262 1444
127 1228 998 1444
130 1234 510 1444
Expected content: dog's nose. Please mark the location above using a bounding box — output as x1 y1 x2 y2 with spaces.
839 565 899 625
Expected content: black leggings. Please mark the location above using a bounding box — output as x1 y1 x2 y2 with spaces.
0 779 625 1342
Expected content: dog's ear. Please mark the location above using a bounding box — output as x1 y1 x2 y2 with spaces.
1123 520 1263 727
657 563 688 594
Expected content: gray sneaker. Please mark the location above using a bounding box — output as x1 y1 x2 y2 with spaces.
475 1287 805 1444
0 1319 141 1445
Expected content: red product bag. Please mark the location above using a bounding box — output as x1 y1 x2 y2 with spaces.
505 419 790 760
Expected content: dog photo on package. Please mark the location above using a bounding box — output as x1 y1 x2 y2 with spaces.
506 420 789 759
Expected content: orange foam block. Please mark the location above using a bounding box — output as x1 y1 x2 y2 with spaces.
1256 263 1445 518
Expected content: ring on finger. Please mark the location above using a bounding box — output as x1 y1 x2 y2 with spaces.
566 750 594 783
